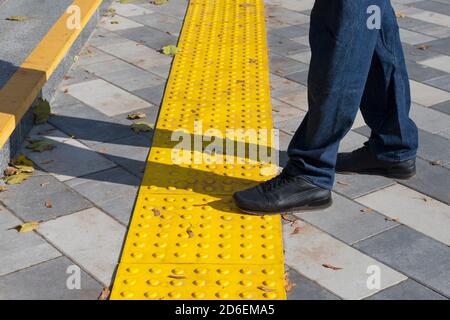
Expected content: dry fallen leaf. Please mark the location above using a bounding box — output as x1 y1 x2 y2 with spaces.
284 272 296 292
257 285 275 292
430 160 442 166
4 172 30 185
337 180 350 186
187 228 194 238
322 263 343 271
127 112 146 120
0 186 8 192
4 166 19 176
416 44 431 50
131 122 153 133
44 200 53 208
290 225 301 235
16 221 40 233
385 217 399 222
152 208 161 216
161 45 181 56
34 99 51 124
26 139 55 152
281 214 296 225
98 288 110 300
40 182 50 187
168 274 186 279
360 208 373 214
395 12 406 18
6 16 28 21
151 0 169 5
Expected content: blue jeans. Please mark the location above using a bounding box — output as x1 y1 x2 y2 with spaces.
285 0 418 190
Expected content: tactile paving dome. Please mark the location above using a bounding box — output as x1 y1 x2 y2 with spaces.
111 0 285 300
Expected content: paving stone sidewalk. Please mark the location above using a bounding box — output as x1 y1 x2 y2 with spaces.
0 0 449 300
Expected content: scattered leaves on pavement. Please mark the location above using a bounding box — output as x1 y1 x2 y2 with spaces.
127 112 146 120
360 207 373 214
98 288 111 300
16 221 40 233
151 0 169 5
395 12 406 18
3 172 30 185
131 122 153 133
284 272 296 293
257 285 275 292
6 16 28 21
11 154 33 167
322 263 343 271
416 44 431 50
44 200 53 208
152 208 161 216
34 99 51 124
430 160 442 166
385 217 399 222
161 45 180 56
26 139 55 152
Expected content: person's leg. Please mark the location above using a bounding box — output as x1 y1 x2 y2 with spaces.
285 0 392 190
358 5 418 162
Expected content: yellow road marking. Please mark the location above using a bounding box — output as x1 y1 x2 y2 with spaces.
0 0 102 148
111 0 285 300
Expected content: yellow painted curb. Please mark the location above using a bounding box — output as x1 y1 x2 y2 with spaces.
0 0 103 148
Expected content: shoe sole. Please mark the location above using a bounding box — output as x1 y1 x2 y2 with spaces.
237 198 333 216
337 165 416 180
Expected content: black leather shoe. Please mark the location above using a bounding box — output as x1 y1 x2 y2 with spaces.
336 145 416 179
233 171 332 215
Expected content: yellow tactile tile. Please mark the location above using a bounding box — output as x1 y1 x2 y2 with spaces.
111 0 285 300
111 263 285 300
120 194 283 265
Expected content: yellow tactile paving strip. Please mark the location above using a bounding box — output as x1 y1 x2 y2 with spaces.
111 0 285 300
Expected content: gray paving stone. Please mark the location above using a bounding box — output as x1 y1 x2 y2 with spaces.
406 60 447 82
421 36 450 55
397 16 450 38
285 70 309 86
354 225 450 298
411 0 450 16
286 269 340 300
0 256 102 300
111 105 161 126
0 172 92 222
334 173 395 199
91 133 152 178
416 129 450 166
50 102 135 147
38 208 126 286
274 117 305 136
268 24 309 39
269 53 309 77
430 99 450 115
66 167 140 225
399 158 450 205
99 66 166 92
295 192 399 245
147 63 172 79
64 78 153 117
268 34 310 56
87 27 131 47
400 28 436 45
21 124 116 182
272 99 306 124
140 0 188 18
410 102 450 134
130 12 183 36
402 43 441 62
367 279 447 300
264 6 310 26
425 74 450 92
0 206 61 276
133 84 166 106
116 26 178 51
